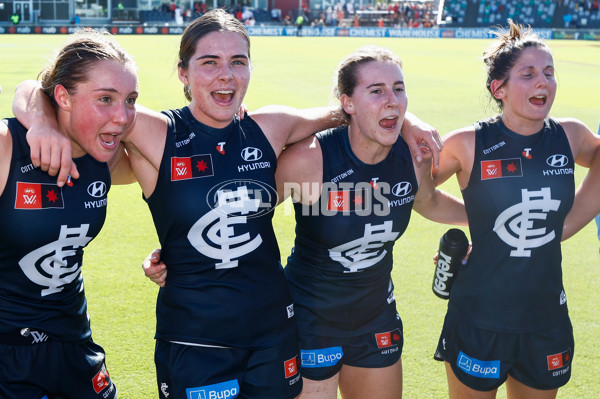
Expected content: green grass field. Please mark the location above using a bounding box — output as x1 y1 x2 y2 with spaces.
1 35 599 398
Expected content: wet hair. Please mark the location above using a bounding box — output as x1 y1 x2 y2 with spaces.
483 19 551 110
178 8 251 101
39 28 135 109
334 45 403 124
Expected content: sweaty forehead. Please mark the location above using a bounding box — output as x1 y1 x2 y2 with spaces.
194 31 249 57
357 61 404 84
515 47 553 66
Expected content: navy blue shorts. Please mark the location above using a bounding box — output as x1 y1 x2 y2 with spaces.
0 332 116 399
298 315 403 381
434 311 574 391
155 335 302 399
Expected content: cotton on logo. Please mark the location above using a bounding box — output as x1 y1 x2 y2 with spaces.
241 147 262 162
391 182 412 197
87 181 107 198
546 154 568 168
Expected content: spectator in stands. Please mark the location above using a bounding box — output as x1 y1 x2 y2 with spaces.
326 6 333 25
296 14 305 36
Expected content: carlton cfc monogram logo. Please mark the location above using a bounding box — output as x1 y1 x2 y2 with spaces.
494 187 560 257
18 224 93 296
329 221 399 273
187 186 263 269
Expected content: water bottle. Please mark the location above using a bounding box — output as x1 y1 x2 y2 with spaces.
432 228 469 299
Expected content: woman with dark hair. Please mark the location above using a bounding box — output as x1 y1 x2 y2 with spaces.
432 20 599 399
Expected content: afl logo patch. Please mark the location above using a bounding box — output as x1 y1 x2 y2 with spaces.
87 181 107 198
392 182 412 197
546 154 568 168
241 147 262 162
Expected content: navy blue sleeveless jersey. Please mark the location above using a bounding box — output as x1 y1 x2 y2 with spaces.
146 107 295 349
451 117 574 332
284 127 418 337
0 118 110 341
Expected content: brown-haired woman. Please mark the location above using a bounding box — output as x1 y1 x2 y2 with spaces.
432 19 599 399
276 45 467 399
1 29 138 399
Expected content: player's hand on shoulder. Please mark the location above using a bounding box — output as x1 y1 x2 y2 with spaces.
401 113 442 169
27 122 79 187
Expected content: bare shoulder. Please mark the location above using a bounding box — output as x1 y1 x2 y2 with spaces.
249 105 293 128
128 104 168 136
123 104 168 167
443 125 476 145
441 125 476 159
278 135 323 182
0 122 12 196
0 121 11 158
555 117 592 136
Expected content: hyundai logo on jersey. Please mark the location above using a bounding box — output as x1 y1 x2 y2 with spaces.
546 154 569 168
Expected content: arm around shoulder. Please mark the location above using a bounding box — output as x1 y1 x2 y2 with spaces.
0 123 12 196
275 135 323 206
558 117 599 168
432 126 475 189
251 105 341 157
412 157 468 226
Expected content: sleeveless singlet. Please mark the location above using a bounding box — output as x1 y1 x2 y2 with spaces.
451 117 574 332
0 118 110 341
285 126 417 337
146 108 295 349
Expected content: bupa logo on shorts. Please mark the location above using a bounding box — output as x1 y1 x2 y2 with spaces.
456 351 500 379
300 347 343 368
547 348 571 371
546 154 569 168
375 328 401 348
186 379 239 399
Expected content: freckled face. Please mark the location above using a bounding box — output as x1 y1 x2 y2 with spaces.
178 30 251 128
495 47 556 128
342 60 408 148
61 59 138 162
